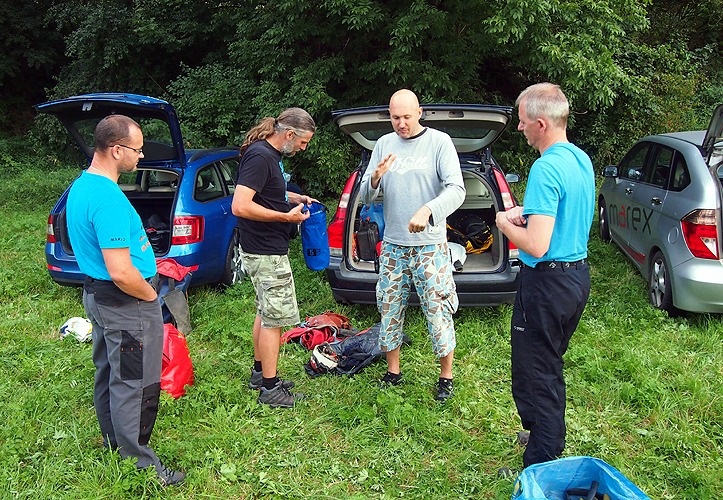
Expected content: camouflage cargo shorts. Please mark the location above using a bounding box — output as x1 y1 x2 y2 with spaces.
376 241 458 358
241 252 300 328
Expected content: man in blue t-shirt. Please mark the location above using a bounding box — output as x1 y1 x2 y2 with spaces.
496 83 595 468
66 115 183 486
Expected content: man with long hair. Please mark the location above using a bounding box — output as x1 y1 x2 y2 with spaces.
231 108 317 408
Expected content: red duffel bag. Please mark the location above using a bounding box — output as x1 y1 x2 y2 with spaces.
161 323 194 398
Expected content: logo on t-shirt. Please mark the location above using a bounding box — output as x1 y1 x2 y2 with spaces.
140 234 151 252
389 156 429 175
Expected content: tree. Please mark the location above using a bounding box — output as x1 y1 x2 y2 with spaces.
31 0 722 193
0 0 64 133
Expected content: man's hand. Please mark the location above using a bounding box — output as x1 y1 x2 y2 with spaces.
496 206 527 230
102 247 158 302
288 192 318 206
286 203 311 223
371 153 396 189
408 205 432 233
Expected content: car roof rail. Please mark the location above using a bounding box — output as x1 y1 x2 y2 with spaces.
188 146 241 163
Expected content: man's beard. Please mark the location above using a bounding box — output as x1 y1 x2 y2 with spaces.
280 139 296 157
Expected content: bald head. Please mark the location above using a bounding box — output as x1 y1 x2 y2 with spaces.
389 89 423 139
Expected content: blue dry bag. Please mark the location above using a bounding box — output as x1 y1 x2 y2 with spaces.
511 456 650 500
301 202 330 271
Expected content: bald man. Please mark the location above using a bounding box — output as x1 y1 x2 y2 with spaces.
360 89 465 401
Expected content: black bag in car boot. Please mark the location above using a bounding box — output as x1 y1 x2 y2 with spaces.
356 221 379 261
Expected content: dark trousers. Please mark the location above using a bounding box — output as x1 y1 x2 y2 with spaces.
83 279 164 469
511 263 590 467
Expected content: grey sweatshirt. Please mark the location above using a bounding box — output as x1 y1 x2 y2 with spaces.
360 127 465 246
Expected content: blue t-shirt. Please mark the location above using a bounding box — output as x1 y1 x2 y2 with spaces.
67 171 157 280
520 142 595 267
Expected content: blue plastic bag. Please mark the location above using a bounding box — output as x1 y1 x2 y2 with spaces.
360 203 384 240
301 202 330 271
512 456 650 500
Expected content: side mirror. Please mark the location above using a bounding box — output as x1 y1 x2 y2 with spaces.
602 165 618 178
505 173 520 183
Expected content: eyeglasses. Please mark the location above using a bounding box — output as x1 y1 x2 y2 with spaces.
116 144 144 155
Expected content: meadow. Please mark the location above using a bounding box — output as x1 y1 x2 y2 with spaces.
0 146 721 498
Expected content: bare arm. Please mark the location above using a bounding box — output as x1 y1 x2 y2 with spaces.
102 247 157 301
231 185 309 224
370 153 396 189
287 191 318 206
495 208 555 259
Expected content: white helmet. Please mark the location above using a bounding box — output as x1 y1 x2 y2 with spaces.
60 317 93 342
309 343 339 373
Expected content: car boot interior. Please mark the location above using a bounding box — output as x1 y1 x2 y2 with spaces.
348 171 502 273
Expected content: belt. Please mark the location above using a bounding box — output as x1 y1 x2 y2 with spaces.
525 259 588 271
85 276 112 283
85 276 154 283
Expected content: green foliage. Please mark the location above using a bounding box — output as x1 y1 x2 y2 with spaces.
0 0 63 133
18 0 723 191
0 134 80 212
1 161 722 498
483 0 649 109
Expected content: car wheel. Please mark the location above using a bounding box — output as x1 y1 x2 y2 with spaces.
598 198 611 243
221 229 245 286
648 250 682 317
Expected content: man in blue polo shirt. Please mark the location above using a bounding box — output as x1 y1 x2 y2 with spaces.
496 83 595 468
66 115 183 486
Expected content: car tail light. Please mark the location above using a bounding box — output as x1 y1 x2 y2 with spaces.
328 171 359 257
47 214 57 243
681 209 719 260
171 216 204 245
492 167 519 254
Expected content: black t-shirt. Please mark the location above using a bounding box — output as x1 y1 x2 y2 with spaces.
235 140 292 255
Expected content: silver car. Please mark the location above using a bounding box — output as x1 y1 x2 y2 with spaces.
598 104 723 315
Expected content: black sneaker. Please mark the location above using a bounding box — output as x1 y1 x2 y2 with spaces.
435 378 454 401
248 369 295 390
257 381 304 408
517 430 530 447
155 462 185 487
379 371 403 388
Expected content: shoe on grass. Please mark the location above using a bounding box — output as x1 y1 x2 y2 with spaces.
378 371 403 388
517 430 530 447
248 369 295 390
155 461 185 487
435 378 454 401
257 380 304 408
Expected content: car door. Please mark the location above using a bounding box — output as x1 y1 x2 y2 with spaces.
191 161 235 274
627 144 673 266
606 142 652 262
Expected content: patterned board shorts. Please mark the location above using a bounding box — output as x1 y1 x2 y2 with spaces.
241 252 300 329
376 241 459 358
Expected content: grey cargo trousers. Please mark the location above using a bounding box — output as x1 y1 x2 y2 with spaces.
83 278 163 469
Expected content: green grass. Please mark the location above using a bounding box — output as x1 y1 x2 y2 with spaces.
0 150 721 498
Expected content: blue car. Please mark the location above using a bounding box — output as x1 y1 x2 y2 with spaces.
37 93 245 287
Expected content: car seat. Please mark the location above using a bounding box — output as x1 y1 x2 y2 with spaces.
149 171 178 192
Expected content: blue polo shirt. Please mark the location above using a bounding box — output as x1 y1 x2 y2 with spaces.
520 142 595 267
66 171 156 280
